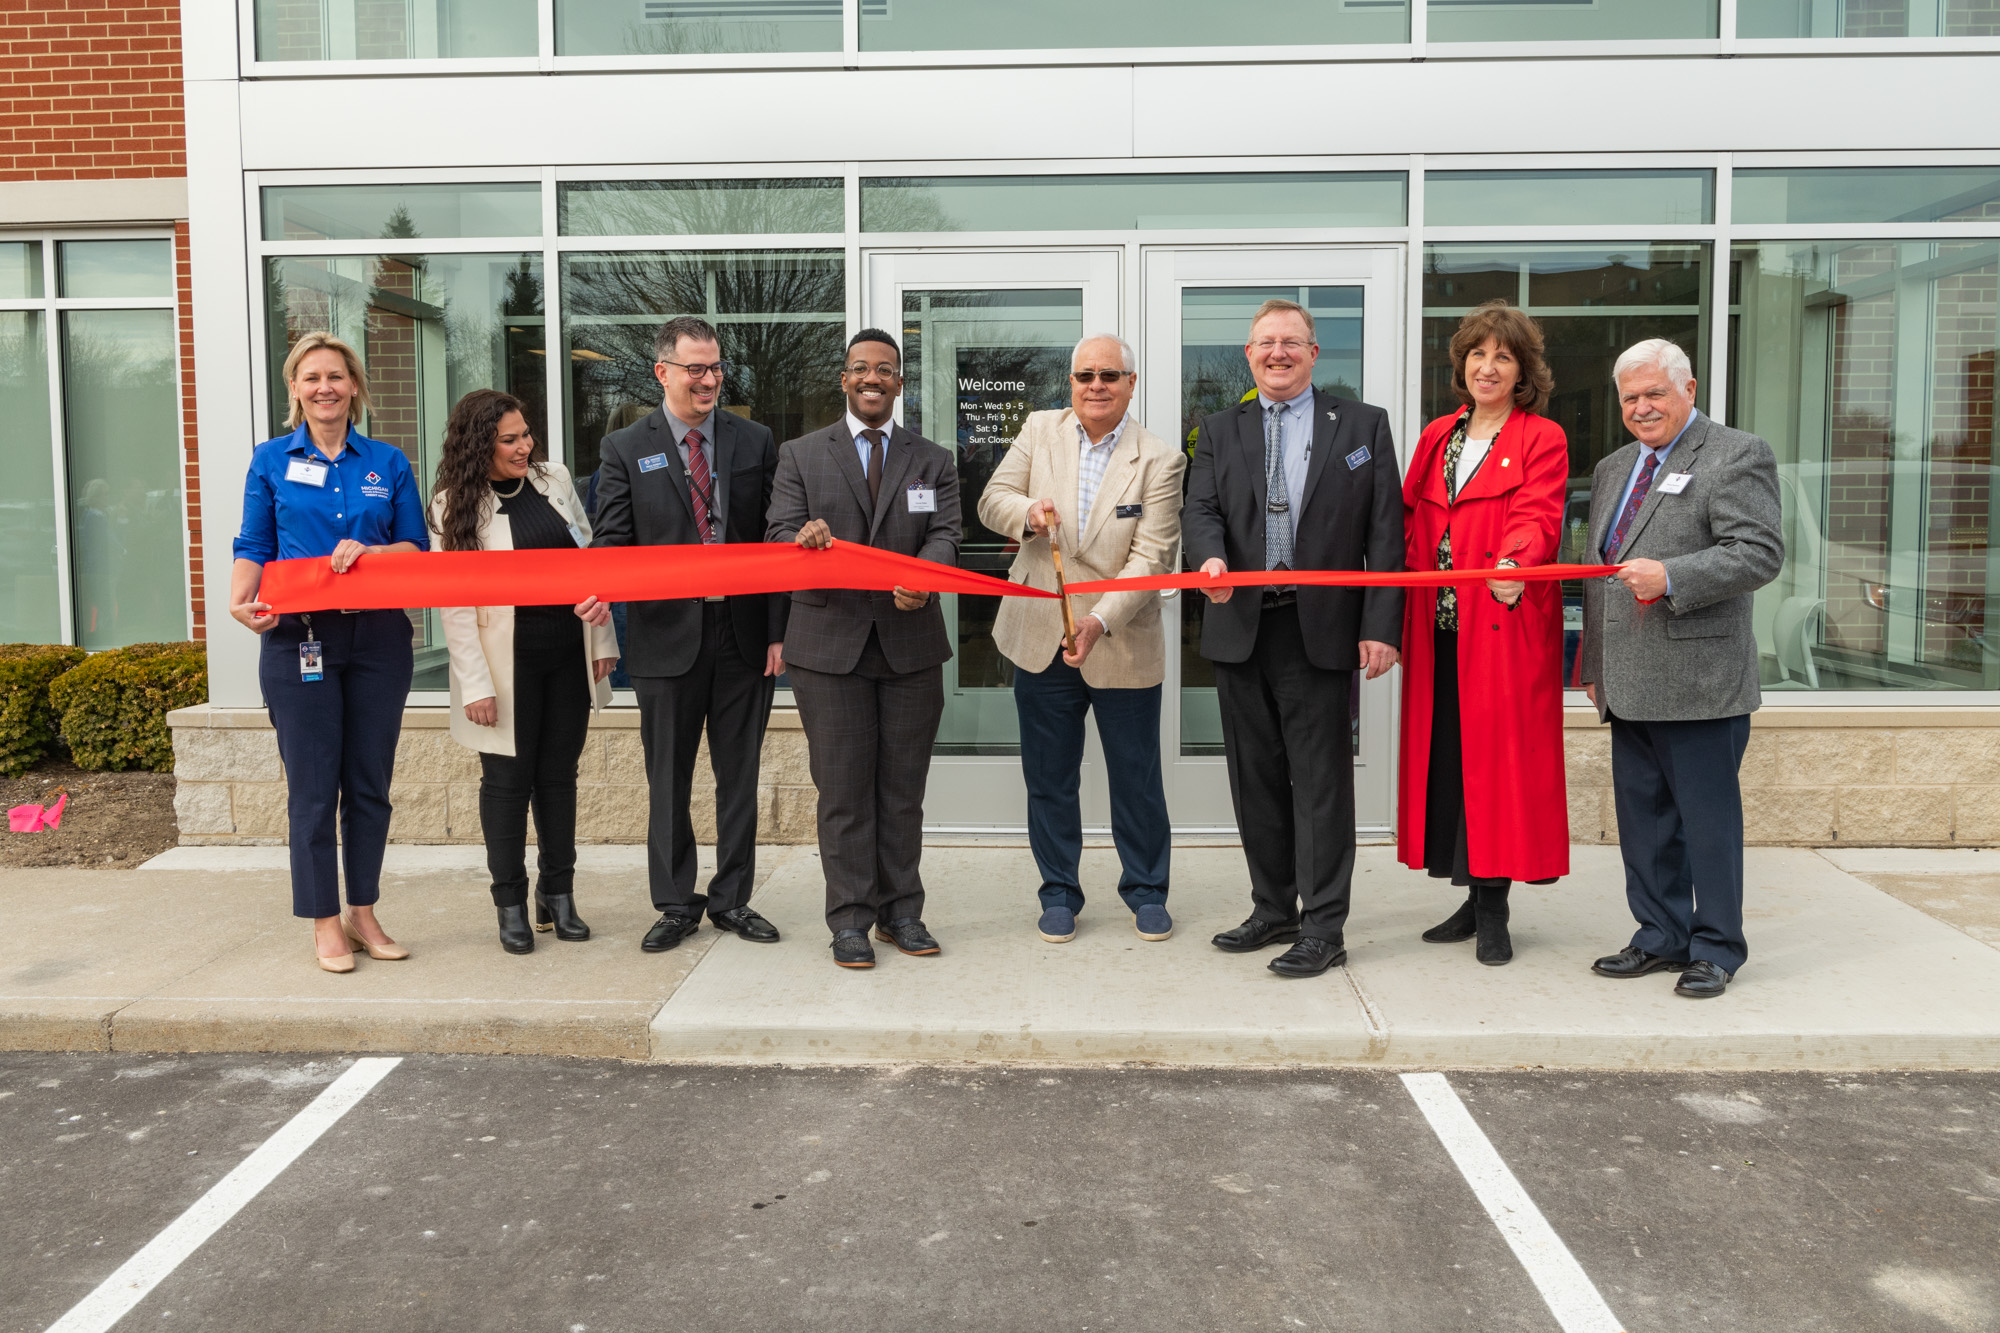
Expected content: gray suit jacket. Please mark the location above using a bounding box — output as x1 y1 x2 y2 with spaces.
766 419 962 676
1579 413 1784 722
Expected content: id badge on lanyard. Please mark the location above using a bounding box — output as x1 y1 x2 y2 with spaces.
299 613 323 683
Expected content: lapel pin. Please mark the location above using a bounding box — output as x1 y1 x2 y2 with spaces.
1501 458 1511 468
1326 411 1338 423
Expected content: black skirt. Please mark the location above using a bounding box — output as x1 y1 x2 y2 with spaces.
1423 621 1509 890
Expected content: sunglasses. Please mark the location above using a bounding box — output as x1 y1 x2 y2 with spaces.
1071 370 1132 384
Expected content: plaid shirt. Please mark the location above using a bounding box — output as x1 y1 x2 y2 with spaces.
1075 414 1128 532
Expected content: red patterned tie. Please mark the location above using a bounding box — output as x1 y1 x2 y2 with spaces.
685 428 715 544
1606 451 1659 560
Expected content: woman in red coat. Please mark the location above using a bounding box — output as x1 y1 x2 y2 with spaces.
1399 300 1569 965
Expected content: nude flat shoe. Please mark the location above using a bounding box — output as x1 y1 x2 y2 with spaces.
342 915 410 961
316 947 356 974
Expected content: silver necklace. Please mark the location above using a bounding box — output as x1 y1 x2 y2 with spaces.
492 476 526 498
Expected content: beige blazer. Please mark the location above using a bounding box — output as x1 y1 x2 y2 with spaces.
431 462 620 757
977 409 1186 689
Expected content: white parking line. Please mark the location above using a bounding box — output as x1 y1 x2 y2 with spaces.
43 1057 403 1333
1401 1072 1625 1333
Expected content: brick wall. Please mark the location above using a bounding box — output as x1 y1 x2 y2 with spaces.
1946 0 2000 36
0 0 183 181
1842 0 1909 36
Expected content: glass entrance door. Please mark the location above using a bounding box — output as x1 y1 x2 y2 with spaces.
1141 247 1405 833
864 249 1122 828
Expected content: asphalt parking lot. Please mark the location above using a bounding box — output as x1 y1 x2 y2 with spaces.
5 1054 1997 1332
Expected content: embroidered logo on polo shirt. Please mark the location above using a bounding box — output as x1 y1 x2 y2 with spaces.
364 471 381 485
359 466 391 500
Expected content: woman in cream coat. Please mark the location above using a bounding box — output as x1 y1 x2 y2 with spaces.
430 389 620 955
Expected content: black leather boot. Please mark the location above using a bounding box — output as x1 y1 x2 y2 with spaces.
1421 895 1477 944
535 891 591 941
1473 884 1512 966
497 903 535 955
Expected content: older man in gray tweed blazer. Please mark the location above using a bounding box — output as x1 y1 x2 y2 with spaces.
1580 338 1783 1000
767 329 962 970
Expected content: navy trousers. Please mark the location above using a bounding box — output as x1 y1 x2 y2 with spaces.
259 610 414 919
1013 649 1170 915
1609 711 1752 973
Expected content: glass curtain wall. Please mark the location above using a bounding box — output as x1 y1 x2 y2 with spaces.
861 0 1405 48
558 2 840 55
254 0 536 58
1739 0 2000 36
0 305 59 643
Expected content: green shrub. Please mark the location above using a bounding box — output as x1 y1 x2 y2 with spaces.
50 641 209 773
0 643 89 776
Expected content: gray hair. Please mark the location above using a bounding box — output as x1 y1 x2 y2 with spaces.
1072 333 1135 373
1612 338 1695 393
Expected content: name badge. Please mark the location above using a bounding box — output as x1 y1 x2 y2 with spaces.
566 522 588 548
298 638 323 683
285 459 328 487
1658 472 1693 495
637 453 670 474
1345 445 1371 471
1115 504 1143 519
906 481 937 514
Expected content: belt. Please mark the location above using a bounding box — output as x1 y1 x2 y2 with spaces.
1262 591 1297 609
702 595 726 604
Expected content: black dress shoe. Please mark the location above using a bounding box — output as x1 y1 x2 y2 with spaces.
831 929 876 968
1211 917 1302 953
711 906 780 943
1674 960 1732 998
1591 945 1689 978
535 891 591 941
874 918 940 956
496 903 534 955
1473 885 1512 966
1269 937 1347 978
641 912 700 953
1422 895 1477 944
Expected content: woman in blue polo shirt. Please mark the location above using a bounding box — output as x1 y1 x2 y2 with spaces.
229 331 430 974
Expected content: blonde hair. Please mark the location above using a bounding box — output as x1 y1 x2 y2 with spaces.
1248 298 1315 342
281 331 372 429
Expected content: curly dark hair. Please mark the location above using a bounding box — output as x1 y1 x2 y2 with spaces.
431 388 536 553
1449 299 1554 417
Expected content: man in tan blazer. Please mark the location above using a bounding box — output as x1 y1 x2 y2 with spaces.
978 333 1186 944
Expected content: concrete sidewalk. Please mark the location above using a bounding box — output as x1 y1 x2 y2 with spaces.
4 842 1999 1069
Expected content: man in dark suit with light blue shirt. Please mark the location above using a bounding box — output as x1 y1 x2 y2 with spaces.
1580 338 1784 999
587 315 787 953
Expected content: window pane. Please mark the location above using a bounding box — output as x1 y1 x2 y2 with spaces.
266 252 546 688
558 179 843 237
1422 243 1712 689
560 250 844 480
1430 0 1715 40
1739 0 2000 36
254 0 536 59
862 0 1405 49
1426 170 1714 226
58 240 172 299
862 173 1407 232
0 241 44 299
1733 168 2000 225
557 0 840 54
262 184 543 241
0 311 60 643
1731 240 1999 692
61 310 184 648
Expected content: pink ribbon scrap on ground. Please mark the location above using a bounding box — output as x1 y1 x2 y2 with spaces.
8 791 67 832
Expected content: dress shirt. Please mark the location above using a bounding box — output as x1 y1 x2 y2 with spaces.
1603 408 1702 592
1075 413 1128 533
665 406 723 530
1256 385 1315 552
233 424 429 564
847 410 895 479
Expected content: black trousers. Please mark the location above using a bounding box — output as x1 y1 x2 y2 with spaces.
787 629 944 935
478 635 592 909
1213 603 1357 943
1424 623 1509 891
1610 711 1752 973
630 604 774 918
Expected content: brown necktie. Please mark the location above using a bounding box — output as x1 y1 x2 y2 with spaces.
861 428 885 508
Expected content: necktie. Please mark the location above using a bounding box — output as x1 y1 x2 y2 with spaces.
862 428 885 509
1264 403 1294 573
685 428 715 543
1607 451 1660 560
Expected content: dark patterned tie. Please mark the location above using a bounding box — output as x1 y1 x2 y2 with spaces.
685 428 715 543
1606 452 1661 560
861 428 885 509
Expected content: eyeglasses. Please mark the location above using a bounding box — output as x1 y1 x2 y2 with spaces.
1250 338 1314 355
662 359 728 380
1071 370 1132 384
843 361 901 378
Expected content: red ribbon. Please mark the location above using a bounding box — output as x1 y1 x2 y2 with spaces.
259 543 1621 615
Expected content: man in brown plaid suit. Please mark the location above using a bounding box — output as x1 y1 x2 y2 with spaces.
766 329 963 969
